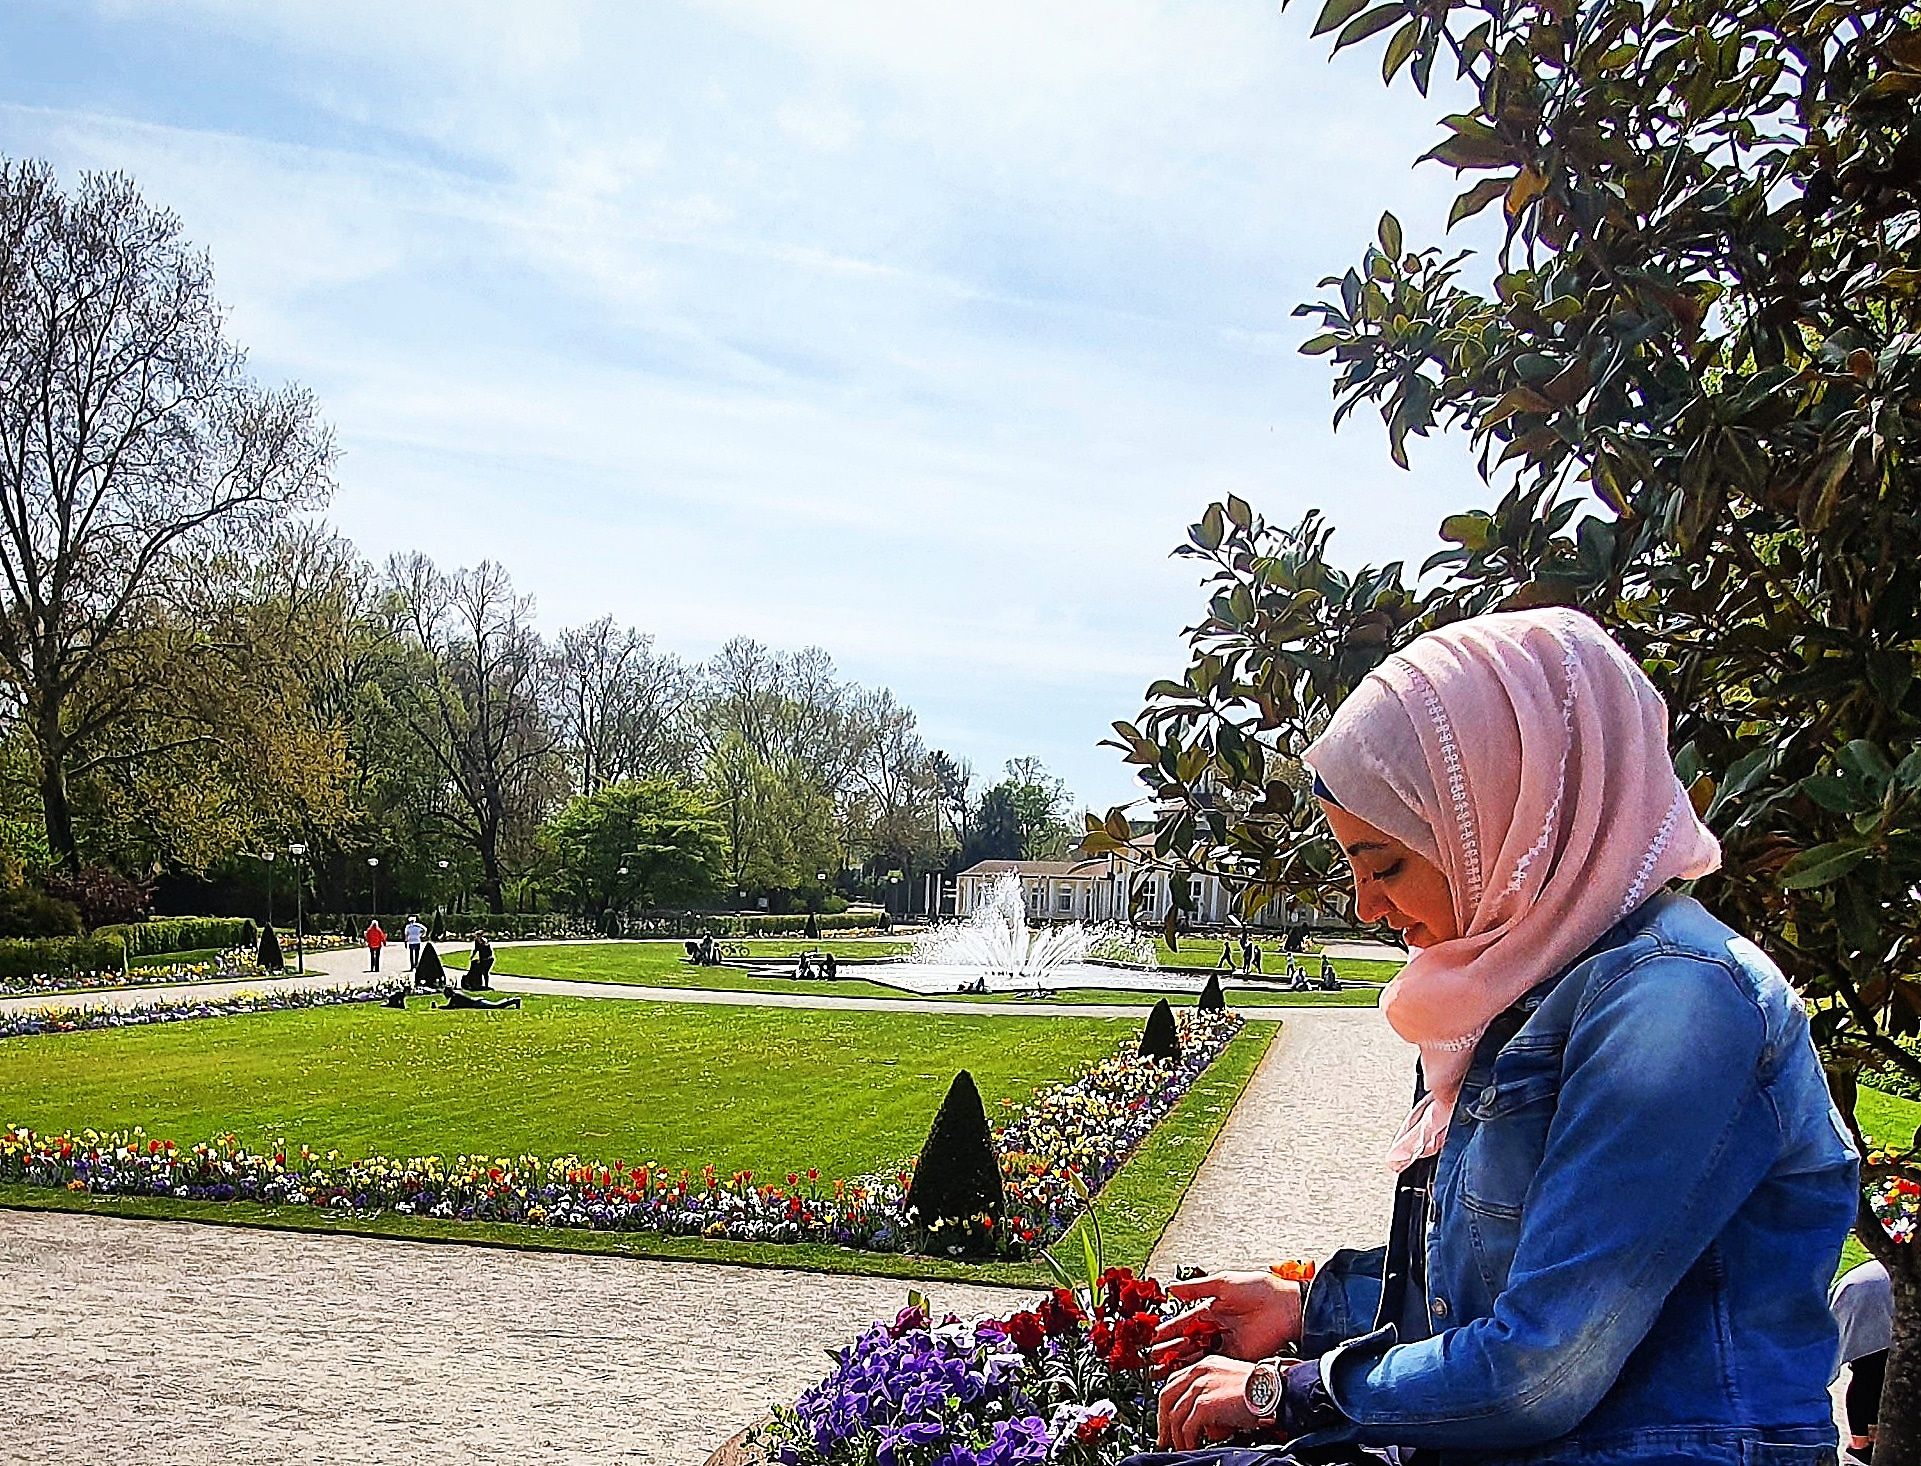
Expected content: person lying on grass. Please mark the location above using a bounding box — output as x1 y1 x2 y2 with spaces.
1130 608 1857 1466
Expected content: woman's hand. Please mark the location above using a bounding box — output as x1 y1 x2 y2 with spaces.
1147 1271 1303 1374
1156 1355 1260 1450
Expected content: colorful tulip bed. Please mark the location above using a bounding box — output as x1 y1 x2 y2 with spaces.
0 1011 1243 1261
0 980 405 1041
757 1263 1252 1466
1867 1166 1918 1244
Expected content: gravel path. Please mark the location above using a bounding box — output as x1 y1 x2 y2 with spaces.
0 1208 1022 1466
1150 1010 1412 1275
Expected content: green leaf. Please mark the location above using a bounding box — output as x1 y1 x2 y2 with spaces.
1439 511 1493 549
1310 0 1368 37
1449 177 1510 227
1300 331 1342 354
1377 210 1403 261
1779 841 1872 890
1381 19 1420 82
1837 739 1895 790
1335 4 1408 53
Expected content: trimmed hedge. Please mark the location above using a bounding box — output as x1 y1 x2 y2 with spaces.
311 910 890 940
0 936 128 982
96 917 258 960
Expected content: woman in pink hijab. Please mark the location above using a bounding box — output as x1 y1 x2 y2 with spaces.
1139 608 1858 1466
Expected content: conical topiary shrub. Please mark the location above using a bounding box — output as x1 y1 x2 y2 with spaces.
600 908 622 938
903 1070 1004 1255
1139 997 1181 1062
415 941 446 989
429 908 447 941
258 923 285 974
1197 971 1226 1012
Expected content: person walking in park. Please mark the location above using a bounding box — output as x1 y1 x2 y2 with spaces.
1137 608 1855 1465
403 914 426 971
364 918 386 972
1217 939 1235 972
1832 1259 1893 1463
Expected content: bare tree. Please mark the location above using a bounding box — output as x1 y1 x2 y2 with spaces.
551 616 696 796
0 161 334 866
389 554 561 912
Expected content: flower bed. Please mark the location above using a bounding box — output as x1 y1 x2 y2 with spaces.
760 1268 1197 1466
0 947 267 999
0 1011 1245 1260
0 980 404 1040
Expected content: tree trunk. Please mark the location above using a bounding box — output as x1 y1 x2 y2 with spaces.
479 843 505 915
34 708 79 870
1882 1252 1920 1466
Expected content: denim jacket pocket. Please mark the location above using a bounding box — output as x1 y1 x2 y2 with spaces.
1459 1052 1562 1221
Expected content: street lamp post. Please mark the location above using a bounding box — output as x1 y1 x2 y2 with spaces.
288 844 308 975
367 856 380 923
260 850 276 929
437 859 450 919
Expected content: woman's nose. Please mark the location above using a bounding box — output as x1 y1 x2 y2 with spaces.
1352 877 1392 925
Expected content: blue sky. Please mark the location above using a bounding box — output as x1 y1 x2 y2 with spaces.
0 0 1499 812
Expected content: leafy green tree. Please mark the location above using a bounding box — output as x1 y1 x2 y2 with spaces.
0 162 334 870
542 778 724 916
1110 0 1921 1447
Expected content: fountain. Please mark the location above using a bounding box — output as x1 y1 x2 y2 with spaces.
826 871 1187 997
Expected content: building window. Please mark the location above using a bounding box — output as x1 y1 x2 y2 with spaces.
1058 889 1074 913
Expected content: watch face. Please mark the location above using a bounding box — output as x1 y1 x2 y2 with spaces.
1244 1364 1280 1419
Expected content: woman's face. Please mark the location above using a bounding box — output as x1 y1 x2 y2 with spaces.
1321 803 1460 949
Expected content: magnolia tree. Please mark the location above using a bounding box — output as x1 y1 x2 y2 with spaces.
1098 0 1921 1454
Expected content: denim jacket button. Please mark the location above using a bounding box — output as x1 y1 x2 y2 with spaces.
1430 1297 1449 1319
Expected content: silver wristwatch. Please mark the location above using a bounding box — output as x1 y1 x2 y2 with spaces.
1243 1357 1282 1423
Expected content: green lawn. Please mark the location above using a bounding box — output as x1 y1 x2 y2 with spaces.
1153 938 1401 981
451 940 1384 1007
0 996 1130 1178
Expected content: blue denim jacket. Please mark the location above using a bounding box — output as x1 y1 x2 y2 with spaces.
1300 892 1858 1466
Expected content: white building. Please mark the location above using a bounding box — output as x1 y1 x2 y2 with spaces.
953 838 1325 932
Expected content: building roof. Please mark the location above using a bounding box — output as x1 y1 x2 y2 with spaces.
957 858 1107 880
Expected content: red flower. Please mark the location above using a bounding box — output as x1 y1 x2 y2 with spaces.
1038 1287 1086 1338
1001 1310 1046 1354
1075 1412 1114 1444
1105 1312 1158 1372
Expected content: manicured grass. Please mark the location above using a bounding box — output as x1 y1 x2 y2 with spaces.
454 941 1383 1007
1154 938 1402 982
0 1011 1280 1287
0 996 1129 1178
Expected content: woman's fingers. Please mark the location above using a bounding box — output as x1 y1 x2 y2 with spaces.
1164 1275 1227 1302
1149 1298 1213 1342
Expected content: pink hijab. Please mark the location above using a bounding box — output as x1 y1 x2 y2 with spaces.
1301 607 1720 1171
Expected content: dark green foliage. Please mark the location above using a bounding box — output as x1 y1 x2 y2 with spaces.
1197 972 1226 1013
0 936 125 982
1138 998 1181 1062
904 1070 1004 1254
415 942 445 989
257 924 284 974
0 883 82 938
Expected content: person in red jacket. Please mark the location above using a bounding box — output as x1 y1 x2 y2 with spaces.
365 919 386 972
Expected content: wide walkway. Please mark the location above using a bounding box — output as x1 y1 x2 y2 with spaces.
0 1208 1020 1466
1152 1010 1409 1274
